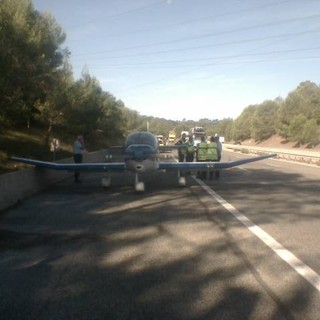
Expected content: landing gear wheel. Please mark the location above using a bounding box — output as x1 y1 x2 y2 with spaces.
178 176 186 186
135 181 145 192
101 176 111 188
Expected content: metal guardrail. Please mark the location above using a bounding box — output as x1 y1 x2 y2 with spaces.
224 144 320 166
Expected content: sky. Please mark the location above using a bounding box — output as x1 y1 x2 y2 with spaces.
32 0 320 121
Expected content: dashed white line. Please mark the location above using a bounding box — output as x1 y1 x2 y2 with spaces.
194 177 320 292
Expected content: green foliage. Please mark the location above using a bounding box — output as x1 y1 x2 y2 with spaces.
97 95 126 144
302 119 319 146
64 72 105 135
277 81 320 142
0 0 68 128
1 0 320 154
208 118 233 141
121 108 145 133
289 115 319 145
251 100 279 141
226 82 320 146
232 105 256 141
288 114 307 144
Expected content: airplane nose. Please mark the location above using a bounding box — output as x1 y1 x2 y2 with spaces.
136 164 144 171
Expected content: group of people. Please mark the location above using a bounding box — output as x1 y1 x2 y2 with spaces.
175 133 222 180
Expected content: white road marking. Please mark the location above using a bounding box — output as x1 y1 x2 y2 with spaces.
266 163 281 168
236 166 249 171
194 177 320 292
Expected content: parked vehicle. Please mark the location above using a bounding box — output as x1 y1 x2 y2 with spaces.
168 131 176 143
190 127 205 147
156 135 165 146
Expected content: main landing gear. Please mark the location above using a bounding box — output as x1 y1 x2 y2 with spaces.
101 175 111 188
178 169 186 187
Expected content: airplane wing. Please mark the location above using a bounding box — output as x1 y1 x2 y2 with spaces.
159 153 277 170
9 153 276 172
9 156 126 172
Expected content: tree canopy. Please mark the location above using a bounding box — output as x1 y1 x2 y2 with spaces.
1 0 320 149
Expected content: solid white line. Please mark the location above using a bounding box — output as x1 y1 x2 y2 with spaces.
194 177 320 292
237 167 249 171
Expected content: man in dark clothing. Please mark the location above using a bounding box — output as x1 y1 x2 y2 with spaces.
175 133 187 162
73 134 85 183
186 136 195 162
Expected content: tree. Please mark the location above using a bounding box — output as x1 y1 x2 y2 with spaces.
36 60 74 145
121 108 144 134
277 81 320 141
64 71 106 135
232 105 256 141
302 119 319 146
62 70 126 147
206 118 232 140
0 0 68 127
288 114 308 144
216 118 234 142
251 100 279 141
97 94 126 144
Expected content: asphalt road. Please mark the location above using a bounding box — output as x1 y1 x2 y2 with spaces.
1 150 320 319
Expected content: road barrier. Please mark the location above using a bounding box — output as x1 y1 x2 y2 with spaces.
0 150 107 212
224 144 320 166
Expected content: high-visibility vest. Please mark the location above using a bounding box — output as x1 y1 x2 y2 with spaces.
197 142 207 161
177 139 187 155
186 141 195 154
207 142 219 160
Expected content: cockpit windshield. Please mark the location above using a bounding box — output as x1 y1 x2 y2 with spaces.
125 132 157 147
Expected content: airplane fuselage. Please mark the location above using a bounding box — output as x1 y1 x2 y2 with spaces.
125 157 159 173
123 132 160 173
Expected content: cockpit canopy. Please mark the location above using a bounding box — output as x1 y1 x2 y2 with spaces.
125 131 158 148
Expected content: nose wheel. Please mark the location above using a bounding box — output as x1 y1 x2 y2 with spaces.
178 176 186 186
135 173 145 192
101 175 111 188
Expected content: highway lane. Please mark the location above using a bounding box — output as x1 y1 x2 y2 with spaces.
215 150 320 273
1 150 320 319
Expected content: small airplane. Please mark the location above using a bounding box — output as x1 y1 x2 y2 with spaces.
9 131 277 192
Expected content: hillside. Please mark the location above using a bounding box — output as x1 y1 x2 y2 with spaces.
0 127 121 175
240 135 320 151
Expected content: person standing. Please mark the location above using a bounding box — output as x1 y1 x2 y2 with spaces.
207 136 221 179
73 134 85 183
175 133 187 162
185 135 195 175
214 133 223 160
196 136 208 179
186 135 195 162
214 134 223 178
